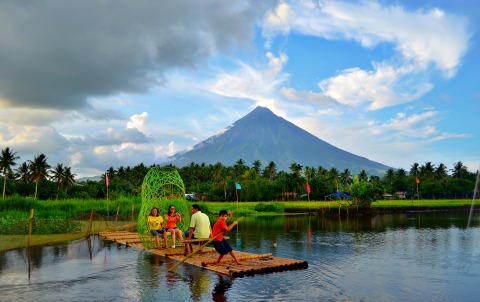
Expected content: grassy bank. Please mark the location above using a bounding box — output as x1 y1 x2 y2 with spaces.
1 197 478 252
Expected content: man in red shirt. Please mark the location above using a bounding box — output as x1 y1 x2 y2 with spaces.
211 210 241 265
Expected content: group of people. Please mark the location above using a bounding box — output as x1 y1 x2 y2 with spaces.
146 205 183 249
147 203 240 265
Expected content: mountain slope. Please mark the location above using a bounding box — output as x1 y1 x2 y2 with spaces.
166 106 390 175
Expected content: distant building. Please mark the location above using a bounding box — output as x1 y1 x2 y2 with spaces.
383 193 395 200
396 191 406 199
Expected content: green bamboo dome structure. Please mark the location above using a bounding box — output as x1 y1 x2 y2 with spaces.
138 166 190 248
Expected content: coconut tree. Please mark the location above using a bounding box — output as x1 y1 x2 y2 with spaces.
409 162 420 176
358 169 369 182
15 162 30 182
50 163 65 200
252 160 262 175
328 167 340 192
340 168 352 186
62 166 76 197
233 159 248 178
420 162 436 181
451 161 468 179
28 154 51 199
384 168 395 185
0 147 20 198
395 168 407 179
263 161 277 184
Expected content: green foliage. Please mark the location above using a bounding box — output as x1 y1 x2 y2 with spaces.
0 195 39 211
347 182 385 209
138 167 189 248
0 216 81 235
254 202 285 213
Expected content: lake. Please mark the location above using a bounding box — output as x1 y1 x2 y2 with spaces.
1 210 479 301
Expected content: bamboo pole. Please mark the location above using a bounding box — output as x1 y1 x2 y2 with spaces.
27 208 34 247
168 217 244 272
86 210 94 236
201 253 272 266
131 204 134 221
116 207 119 221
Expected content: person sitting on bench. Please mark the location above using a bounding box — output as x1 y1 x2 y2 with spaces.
147 207 167 249
184 204 211 254
165 204 183 249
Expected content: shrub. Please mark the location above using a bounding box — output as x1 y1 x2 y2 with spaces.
254 202 285 213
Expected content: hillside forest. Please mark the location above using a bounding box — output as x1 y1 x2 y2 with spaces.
0 147 477 201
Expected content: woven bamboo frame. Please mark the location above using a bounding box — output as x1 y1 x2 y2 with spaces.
137 167 189 248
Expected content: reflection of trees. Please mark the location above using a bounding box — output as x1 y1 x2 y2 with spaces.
136 253 164 292
188 270 211 301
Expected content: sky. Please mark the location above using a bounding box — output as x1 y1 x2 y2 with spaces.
0 0 479 178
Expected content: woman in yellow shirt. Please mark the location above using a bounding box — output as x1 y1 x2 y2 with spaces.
147 207 167 249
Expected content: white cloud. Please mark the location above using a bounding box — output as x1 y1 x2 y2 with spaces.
209 52 289 107
262 0 470 110
127 112 149 134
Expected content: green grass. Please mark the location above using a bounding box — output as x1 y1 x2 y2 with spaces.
1 197 477 252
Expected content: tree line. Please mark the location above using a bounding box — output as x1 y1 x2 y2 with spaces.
1 147 477 201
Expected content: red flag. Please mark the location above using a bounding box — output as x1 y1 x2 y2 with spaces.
415 177 420 184
106 172 109 187
306 183 311 194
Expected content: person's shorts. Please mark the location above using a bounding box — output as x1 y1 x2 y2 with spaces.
213 238 233 255
184 230 197 239
150 228 166 236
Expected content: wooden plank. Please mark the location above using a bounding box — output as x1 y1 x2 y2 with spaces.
181 236 229 243
168 217 244 272
97 227 308 278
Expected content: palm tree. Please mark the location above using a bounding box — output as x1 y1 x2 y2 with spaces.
358 169 369 182
340 168 352 186
420 162 436 181
263 161 277 184
435 163 448 182
0 147 20 198
385 168 395 185
62 166 76 197
50 163 65 200
409 162 419 176
28 154 51 199
395 168 407 179
289 162 303 194
15 162 30 182
328 167 340 191
234 159 248 178
252 160 262 175
451 161 468 179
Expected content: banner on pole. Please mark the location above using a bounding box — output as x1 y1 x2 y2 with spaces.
236 183 241 190
106 172 109 187
306 183 311 194
415 177 420 184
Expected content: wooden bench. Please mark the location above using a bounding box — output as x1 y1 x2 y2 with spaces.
181 236 229 243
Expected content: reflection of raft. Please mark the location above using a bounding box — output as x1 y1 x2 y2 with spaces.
98 231 308 278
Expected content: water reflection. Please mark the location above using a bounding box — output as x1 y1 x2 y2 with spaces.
0 211 479 301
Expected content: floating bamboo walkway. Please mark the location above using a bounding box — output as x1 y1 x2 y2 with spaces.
98 231 308 278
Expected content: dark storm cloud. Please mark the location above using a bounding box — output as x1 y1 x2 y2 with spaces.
0 0 277 109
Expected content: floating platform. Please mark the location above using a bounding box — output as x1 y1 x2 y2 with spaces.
98 231 308 278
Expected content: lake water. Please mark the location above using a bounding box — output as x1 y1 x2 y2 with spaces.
1 211 479 302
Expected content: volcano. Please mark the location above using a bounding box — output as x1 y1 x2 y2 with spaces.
166 106 390 175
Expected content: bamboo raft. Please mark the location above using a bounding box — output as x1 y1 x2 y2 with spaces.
98 231 308 278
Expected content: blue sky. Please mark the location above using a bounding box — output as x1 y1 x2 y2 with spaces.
0 0 478 178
